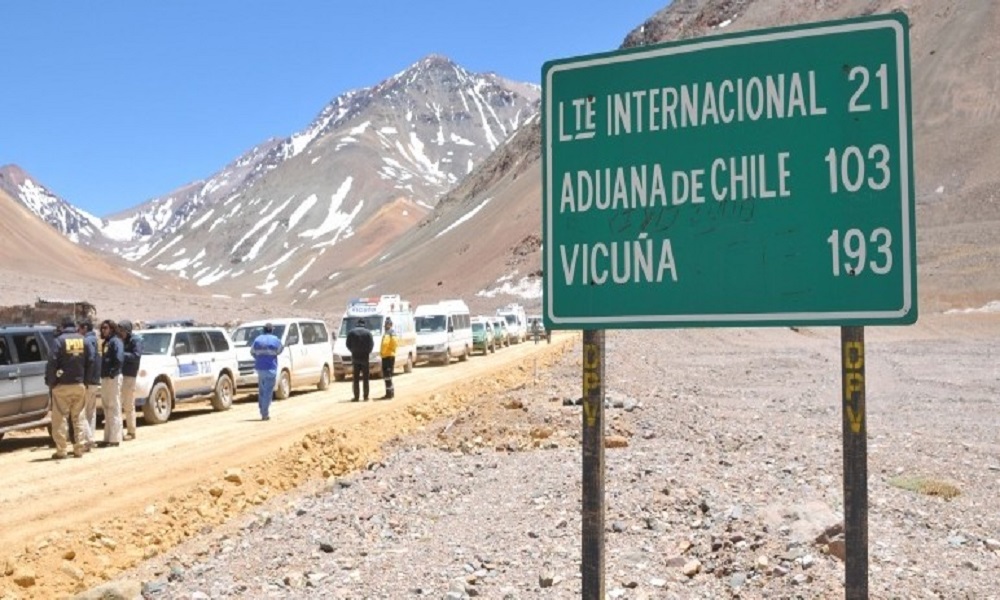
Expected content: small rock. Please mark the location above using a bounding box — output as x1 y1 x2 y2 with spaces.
827 539 847 561
730 572 747 588
319 541 335 553
605 435 629 449
224 469 243 484
984 539 1000 551
208 485 224 498
682 559 702 577
12 568 36 588
60 562 85 581
539 571 555 587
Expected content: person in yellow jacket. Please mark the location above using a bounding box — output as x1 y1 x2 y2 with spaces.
379 317 398 399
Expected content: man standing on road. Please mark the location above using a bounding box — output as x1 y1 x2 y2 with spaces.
78 319 101 451
251 323 283 421
47 316 94 459
379 317 397 400
346 318 374 402
118 320 143 441
99 320 124 447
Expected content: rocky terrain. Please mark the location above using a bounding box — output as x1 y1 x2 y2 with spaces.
76 313 1000 599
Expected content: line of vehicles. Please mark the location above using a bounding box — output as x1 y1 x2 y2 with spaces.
0 297 547 443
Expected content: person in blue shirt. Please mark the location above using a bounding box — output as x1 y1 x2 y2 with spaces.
251 323 283 421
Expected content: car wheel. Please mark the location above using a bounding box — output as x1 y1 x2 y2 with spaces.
404 355 413 373
317 365 331 391
459 346 469 362
211 373 234 411
142 381 173 424
274 370 291 400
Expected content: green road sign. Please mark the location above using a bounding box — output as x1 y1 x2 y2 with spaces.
542 14 916 329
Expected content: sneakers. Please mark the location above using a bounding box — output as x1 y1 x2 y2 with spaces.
124 433 135 441
52 452 68 460
261 415 270 421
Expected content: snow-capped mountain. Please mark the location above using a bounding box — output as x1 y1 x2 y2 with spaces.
0 165 103 244
102 54 539 295
7 54 539 300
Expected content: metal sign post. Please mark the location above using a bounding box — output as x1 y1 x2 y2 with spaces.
581 330 605 598
842 326 868 598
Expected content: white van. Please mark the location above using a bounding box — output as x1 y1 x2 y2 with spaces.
415 299 473 365
230 317 334 399
497 303 528 344
333 294 416 380
134 326 239 424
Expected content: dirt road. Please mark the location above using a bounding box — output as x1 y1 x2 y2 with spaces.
0 335 573 599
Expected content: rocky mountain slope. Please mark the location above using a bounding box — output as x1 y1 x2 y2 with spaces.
2 54 539 305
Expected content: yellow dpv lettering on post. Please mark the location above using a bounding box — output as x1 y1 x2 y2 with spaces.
582 341 601 427
843 341 865 434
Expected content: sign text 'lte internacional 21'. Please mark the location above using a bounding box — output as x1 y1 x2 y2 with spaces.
542 14 916 329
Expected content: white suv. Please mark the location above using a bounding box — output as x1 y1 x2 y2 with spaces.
230 318 333 399
134 326 239 424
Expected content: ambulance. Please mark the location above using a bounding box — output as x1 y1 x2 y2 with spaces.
333 295 416 380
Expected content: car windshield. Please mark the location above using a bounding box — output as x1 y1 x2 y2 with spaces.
232 325 286 347
503 314 517 325
338 316 384 337
415 315 446 333
472 323 485 333
141 332 173 356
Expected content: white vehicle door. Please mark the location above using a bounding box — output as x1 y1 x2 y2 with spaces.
172 331 213 396
285 323 311 380
303 322 329 377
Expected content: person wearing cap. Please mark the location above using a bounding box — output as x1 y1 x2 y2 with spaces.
77 319 101 450
345 317 374 401
99 320 124 446
379 317 398 400
250 323 283 420
118 319 143 441
47 316 94 459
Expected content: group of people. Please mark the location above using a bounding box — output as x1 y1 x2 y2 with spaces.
49 315 398 445
47 316 142 459
246 317 397 421
344 316 397 402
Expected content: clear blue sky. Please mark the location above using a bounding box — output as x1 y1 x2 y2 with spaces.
0 1 668 218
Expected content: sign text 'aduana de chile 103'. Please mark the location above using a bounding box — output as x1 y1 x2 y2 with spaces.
542 14 916 329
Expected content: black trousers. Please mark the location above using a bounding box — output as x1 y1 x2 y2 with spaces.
352 362 370 400
381 356 395 398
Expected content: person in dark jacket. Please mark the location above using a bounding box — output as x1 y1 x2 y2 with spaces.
118 319 143 441
47 316 94 459
99 320 125 447
345 318 374 402
77 319 101 450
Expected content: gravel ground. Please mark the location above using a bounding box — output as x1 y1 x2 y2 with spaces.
89 317 1000 599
